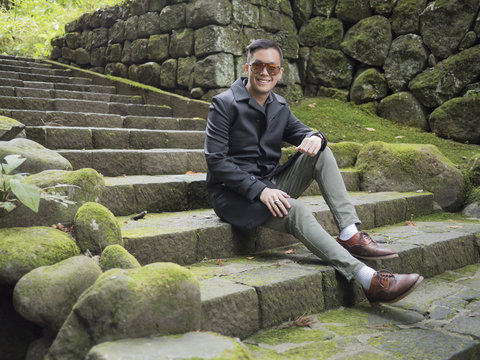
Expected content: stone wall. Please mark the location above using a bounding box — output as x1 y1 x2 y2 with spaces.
51 0 480 144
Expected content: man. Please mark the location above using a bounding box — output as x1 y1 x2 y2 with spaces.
204 39 423 305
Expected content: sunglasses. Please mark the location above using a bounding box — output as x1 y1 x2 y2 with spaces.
249 62 281 76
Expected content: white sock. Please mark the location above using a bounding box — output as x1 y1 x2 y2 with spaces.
354 266 376 290
339 224 358 241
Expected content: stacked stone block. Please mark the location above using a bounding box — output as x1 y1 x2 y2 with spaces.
51 0 480 145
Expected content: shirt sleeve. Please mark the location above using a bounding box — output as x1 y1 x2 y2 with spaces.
204 96 267 202
282 107 328 151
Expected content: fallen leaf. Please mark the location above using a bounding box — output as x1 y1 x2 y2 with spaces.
448 225 462 229
462 156 467 160
395 136 405 139
186 171 197 174
355 124 361 128
366 324 390 330
365 127 376 132
247 256 254 260
216 259 224 266
308 103 316 108
203 257 209 261
467 314 476 317
404 220 417 226
284 249 296 254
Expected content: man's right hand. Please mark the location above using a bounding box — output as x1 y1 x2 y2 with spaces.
259 187 291 217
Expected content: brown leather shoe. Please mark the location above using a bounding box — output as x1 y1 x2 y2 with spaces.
337 232 398 260
366 270 423 306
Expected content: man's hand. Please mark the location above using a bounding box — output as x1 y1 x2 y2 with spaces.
259 187 291 217
295 135 322 157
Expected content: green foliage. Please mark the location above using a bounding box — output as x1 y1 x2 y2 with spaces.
0 0 123 57
0 154 76 217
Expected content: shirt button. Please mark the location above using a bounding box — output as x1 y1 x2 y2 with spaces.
250 176 255 181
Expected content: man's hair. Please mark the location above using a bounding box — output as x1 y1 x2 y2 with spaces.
246 39 283 66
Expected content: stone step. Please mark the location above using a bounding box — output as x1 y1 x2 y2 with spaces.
0 86 143 104
192 219 480 339
58 148 205 176
26 126 205 150
118 191 434 266
0 96 171 116
1 110 204 129
0 78 115 93
0 63 71 77
101 171 361 216
0 54 46 64
0 69 91 84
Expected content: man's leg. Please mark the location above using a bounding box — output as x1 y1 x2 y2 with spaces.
274 147 396 260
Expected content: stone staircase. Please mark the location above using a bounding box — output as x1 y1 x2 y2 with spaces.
2 55 480 357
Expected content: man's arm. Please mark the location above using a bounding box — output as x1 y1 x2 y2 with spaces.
204 96 267 202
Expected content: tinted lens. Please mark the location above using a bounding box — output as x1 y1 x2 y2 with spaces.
250 63 280 76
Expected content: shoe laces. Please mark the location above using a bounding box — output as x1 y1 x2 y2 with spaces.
374 269 395 289
359 232 374 245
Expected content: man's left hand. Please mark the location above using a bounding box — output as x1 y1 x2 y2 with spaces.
295 135 322 157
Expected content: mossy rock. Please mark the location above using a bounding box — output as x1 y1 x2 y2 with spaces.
99 245 141 271
307 46 354 89
419 0 480 59
45 263 201 360
74 202 123 254
0 138 72 175
468 154 480 187
329 142 363 168
0 226 80 285
0 115 25 141
335 0 372 23
357 141 466 211
85 332 252 360
13 256 102 332
299 17 343 49
378 92 428 130
391 0 427 35
428 93 480 145
341 15 392 66
0 168 105 228
349 68 388 104
408 45 480 108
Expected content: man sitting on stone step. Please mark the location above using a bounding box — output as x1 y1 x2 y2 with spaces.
204 39 423 306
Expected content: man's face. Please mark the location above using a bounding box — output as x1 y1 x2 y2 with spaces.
245 48 283 99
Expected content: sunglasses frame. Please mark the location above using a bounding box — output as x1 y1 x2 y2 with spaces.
248 62 281 76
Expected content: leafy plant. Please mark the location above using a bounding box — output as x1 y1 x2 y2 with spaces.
0 154 76 217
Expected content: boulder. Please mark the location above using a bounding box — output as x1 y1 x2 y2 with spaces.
104 63 127 78
13 256 102 332
75 48 90 65
137 12 160 38
378 92 428 130
124 16 138 41
74 202 123 254
0 168 105 227
419 0 480 59
291 0 313 27
329 142 363 168
99 245 141 271
391 0 427 35
468 154 480 187
0 138 71 174
232 0 260 27
463 187 480 218
177 56 196 88
186 0 232 28
85 332 252 360
147 34 169 63
459 31 477 51
158 4 186 32
428 93 480 144
160 59 177 89
130 38 148 64
409 45 480 108
169 29 194 58
0 116 25 141
299 17 344 49
137 62 161 87
45 263 201 360
90 47 106 67
335 0 372 23
109 20 125 44
317 86 349 101
0 226 80 285
307 46 354 88
194 25 243 57
105 44 122 63
383 34 428 92
25 336 54 360
349 68 388 104
341 15 392 66
194 53 235 88
357 141 466 211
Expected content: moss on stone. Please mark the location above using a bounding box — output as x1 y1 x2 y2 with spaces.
329 142 363 167
99 244 141 271
74 202 123 254
0 226 80 284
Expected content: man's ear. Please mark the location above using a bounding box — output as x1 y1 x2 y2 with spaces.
244 63 249 74
278 67 284 79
